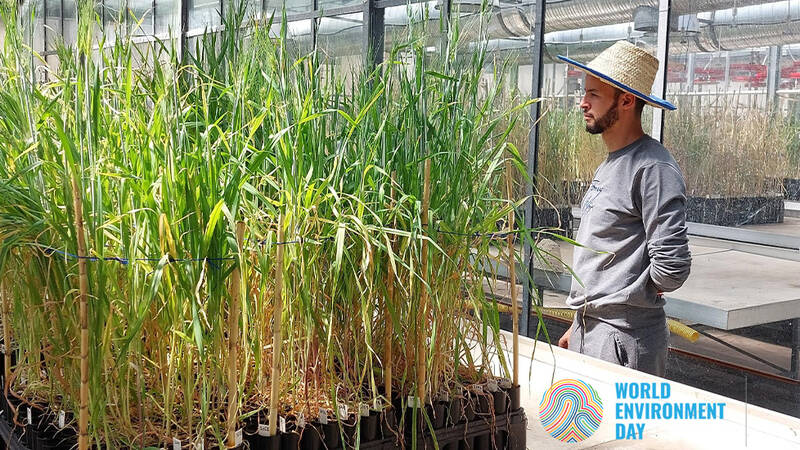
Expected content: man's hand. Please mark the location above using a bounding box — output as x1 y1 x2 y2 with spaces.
558 325 572 349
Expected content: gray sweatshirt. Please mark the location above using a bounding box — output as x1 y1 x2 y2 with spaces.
566 135 692 329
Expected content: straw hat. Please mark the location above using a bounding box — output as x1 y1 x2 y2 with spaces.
557 41 676 111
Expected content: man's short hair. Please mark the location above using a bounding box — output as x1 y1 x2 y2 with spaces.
635 97 645 116
614 87 646 116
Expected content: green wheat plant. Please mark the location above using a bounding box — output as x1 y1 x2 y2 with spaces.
0 0 542 447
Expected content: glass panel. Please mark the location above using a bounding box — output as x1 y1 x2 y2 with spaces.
129 0 155 35
265 0 312 16
102 0 127 44
155 0 180 35
318 0 359 10
189 0 222 30
666 1 798 223
318 13 363 84
26 0 47 54
62 0 78 46
242 0 262 23
276 19 313 55
383 1 439 60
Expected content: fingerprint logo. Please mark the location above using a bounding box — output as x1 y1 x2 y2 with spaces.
539 379 603 443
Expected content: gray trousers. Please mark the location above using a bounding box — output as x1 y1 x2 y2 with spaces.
568 313 669 377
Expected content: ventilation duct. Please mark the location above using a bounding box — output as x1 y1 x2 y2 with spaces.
461 0 767 41
484 0 800 63
542 0 766 33
186 0 800 63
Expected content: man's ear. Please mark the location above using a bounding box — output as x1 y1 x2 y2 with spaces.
620 92 637 111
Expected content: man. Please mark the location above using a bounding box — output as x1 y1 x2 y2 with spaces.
555 41 692 377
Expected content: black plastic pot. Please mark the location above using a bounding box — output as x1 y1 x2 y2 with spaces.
280 430 300 450
298 423 322 450
474 433 490 449
321 421 340 448
262 434 281 450
492 389 508 415
459 435 475 450
463 395 476 422
476 393 490 415
359 411 379 442
341 418 358 447
244 421 265 450
507 385 520 411
447 397 464 426
432 402 447 429
380 406 398 441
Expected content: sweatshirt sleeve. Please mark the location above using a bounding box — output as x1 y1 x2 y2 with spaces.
635 162 692 292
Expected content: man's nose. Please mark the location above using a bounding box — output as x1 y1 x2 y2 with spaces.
580 97 589 111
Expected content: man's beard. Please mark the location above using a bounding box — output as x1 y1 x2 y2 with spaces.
585 101 619 135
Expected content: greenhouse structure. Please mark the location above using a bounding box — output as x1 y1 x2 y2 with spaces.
0 0 799 448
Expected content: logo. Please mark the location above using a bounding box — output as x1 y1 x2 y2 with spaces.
539 379 603 443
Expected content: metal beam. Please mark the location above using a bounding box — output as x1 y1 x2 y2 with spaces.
363 0 384 71
439 0 450 56
312 0 319 51
767 45 781 110
179 0 189 61
521 0 545 338
650 0 670 142
723 51 731 91
282 4 365 22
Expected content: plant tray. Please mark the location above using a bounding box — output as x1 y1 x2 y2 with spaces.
0 391 526 450
686 195 784 226
785 178 800 201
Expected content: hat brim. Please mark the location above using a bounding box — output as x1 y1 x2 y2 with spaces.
557 55 676 111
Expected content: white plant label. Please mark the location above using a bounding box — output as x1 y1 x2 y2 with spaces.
407 395 420 408
195 439 204 450
172 437 182 450
373 398 383 411
474 385 483 394
258 423 269 436
26 407 31 425
234 429 243 447
297 413 306 428
279 416 286 433
359 403 370 417
337 404 348 419
58 410 65 428
487 379 498 392
319 409 328 425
